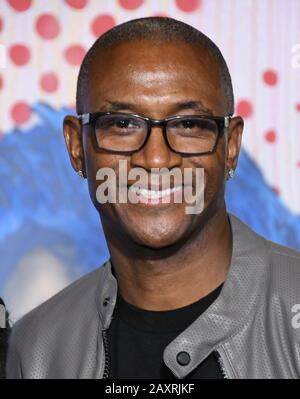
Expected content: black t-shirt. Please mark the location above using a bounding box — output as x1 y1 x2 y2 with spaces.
108 283 224 379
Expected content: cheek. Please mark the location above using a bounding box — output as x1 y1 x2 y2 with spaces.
83 134 125 207
185 147 226 203
83 131 125 176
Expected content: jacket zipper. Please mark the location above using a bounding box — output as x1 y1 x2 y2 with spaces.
102 329 110 379
214 350 228 379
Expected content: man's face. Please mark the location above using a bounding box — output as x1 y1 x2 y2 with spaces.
64 40 243 249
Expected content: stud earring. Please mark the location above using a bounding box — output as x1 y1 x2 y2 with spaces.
228 168 234 179
77 170 85 179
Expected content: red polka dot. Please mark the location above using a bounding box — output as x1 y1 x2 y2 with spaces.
64 45 86 65
236 99 253 118
175 0 201 12
296 103 300 112
272 186 280 196
36 14 60 40
0 75 3 90
264 129 277 143
7 0 32 12
118 0 144 10
65 0 88 9
0 16 3 33
40 72 59 93
9 44 30 66
297 161 300 168
263 69 278 86
91 15 116 37
11 101 32 124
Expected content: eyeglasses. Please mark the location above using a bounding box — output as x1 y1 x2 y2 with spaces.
78 112 231 155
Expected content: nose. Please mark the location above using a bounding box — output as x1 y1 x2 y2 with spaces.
130 125 182 171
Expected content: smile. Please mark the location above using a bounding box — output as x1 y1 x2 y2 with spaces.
128 185 182 200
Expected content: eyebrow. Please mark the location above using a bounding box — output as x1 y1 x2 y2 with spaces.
104 101 136 111
102 100 213 115
172 101 213 115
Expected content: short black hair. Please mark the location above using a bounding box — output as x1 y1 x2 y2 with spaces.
76 16 234 115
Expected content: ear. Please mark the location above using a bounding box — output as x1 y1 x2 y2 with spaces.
63 115 86 175
226 116 244 175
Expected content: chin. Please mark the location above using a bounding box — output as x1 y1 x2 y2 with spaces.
101 201 208 251
134 236 178 250
126 221 192 250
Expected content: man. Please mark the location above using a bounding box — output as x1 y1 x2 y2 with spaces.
7 17 300 379
0 297 9 379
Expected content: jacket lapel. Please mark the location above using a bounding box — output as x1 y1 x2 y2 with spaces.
163 214 269 378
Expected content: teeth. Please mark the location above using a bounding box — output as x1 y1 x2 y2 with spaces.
129 186 181 199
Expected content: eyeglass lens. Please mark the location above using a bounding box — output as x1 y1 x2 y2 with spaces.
94 114 219 154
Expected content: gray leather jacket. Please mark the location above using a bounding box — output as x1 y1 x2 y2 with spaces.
6 214 300 378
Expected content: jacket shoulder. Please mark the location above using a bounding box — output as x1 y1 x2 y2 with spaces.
230 213 300 302
265 240 300 311
18 264 106 327
268 240 300 273
6 263 108 378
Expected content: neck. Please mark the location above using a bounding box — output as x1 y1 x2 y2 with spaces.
103 207 232 311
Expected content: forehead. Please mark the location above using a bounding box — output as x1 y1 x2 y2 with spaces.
85 40 226 115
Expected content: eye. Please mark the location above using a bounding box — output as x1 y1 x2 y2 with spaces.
96 115 143 131
114 117 142 129
175 118 216 131
116 119 131 128
173 118 202 130
179 119 197 129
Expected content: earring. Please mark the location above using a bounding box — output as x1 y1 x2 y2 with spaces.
77 170 85 179
228 168 234 179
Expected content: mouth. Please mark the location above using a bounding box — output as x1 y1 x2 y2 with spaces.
128 185 183 206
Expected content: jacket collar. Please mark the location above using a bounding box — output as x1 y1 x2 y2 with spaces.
163 213 269 378
95 259 118 330
95 213 269 377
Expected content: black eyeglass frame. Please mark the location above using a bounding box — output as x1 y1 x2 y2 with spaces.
78 112 232 156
